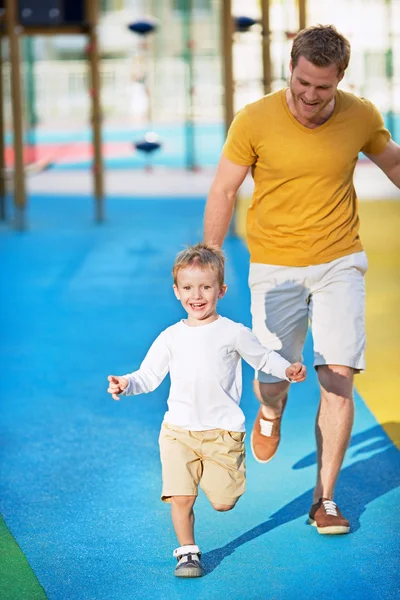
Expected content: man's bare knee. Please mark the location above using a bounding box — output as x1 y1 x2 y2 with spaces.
211 502 236 512
317 365 354 399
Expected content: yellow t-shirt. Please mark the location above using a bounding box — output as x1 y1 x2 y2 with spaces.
223 89 390 266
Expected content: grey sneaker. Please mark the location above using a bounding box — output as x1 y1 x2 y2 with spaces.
173 545 203 578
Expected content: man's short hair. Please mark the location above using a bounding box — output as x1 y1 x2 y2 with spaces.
291 24 351 74
172 243 225 286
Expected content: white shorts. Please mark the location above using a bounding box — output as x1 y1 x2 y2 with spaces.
249 251 368 383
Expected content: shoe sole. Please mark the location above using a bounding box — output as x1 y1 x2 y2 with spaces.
309 518 350 534
174 568 203 578
250 432 278 464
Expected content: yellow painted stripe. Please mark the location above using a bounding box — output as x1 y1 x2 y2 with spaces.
357 201 400 447
235 196 400 447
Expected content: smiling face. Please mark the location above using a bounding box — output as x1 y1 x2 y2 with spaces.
173 265 227 326
288 56 343 127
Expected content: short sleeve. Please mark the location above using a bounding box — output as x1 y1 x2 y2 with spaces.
222 107 257 166
361 100 391 155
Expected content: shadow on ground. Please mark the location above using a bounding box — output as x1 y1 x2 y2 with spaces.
202 422 400 575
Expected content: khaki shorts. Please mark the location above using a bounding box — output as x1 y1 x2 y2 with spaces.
249 251 368 383
158 422 246 505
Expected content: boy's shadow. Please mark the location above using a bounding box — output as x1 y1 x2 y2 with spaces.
202 422 400 575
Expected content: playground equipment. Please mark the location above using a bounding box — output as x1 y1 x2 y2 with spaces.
0 0 103 229
221 0 307 135
134 132 162 172
128 17 162 171
147 1 198 171
181 0 197 171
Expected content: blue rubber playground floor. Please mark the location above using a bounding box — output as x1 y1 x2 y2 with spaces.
0 194 399 600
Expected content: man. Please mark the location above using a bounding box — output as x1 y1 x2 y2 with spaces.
203 25 400 534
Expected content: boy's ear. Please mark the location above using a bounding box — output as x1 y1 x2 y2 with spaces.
218 284 228 299
173 284 180 300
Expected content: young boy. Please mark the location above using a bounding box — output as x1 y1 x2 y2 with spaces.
107 243 306 578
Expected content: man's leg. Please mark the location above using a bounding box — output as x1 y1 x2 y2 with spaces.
253 380 290 420
314 364 354 502
306 364 353 534
248 263 309 463
307 252 367 533
251 380 291 462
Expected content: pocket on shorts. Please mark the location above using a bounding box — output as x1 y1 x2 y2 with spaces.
226 431 246 443
248 263 280 290
351 251 368 274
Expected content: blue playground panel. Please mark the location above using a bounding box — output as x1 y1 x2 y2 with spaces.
0 194 399 600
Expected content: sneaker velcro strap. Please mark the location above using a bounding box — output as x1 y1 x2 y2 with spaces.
173 545 200 558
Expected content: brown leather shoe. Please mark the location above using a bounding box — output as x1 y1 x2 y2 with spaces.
308 498 350 534
250 406 284 463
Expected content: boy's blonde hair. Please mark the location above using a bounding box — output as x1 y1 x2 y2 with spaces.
172 243 225 286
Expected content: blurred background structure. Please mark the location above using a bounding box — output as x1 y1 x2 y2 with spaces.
1 1 399 178
0 2 399 600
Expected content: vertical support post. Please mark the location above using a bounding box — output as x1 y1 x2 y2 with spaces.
5 0 26 230
0 37 6 220
260 0 272 95
385 0 395 138
86 0 104 222
23 36 38 164
298 0 307 31
221 0 234 134
182 0 196 170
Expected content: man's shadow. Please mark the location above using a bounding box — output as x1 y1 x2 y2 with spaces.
202 422 400 575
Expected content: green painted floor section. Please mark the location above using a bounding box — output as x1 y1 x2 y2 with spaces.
0 516 47 600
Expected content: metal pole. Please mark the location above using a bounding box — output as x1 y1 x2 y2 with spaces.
182 0 196 170
385 0 395 138
86 0 104 222
260 0 272 95
23 36 38 164
0 38 6 220
5 0 26 230
298 0 307 31
221 0 234 134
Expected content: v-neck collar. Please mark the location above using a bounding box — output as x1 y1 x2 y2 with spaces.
280 88 341 134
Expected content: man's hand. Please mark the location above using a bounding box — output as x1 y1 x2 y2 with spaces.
286 362 307 382
107 375 129 401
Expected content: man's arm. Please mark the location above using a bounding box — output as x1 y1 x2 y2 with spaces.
203 155 250 247
364 139 400 188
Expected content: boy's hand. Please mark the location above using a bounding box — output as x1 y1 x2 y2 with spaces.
107 375 129 401
285 362 306 382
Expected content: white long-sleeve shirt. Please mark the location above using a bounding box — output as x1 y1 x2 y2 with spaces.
122 316 291 432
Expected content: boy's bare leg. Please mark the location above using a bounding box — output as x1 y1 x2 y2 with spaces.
210 502 235 512
171 495 197 545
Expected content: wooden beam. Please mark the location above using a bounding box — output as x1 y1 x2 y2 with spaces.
221 0 234 133
260 0 272 95
0 25 90 37
86 0 104 221
298 0 307 31
5 0 26 229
